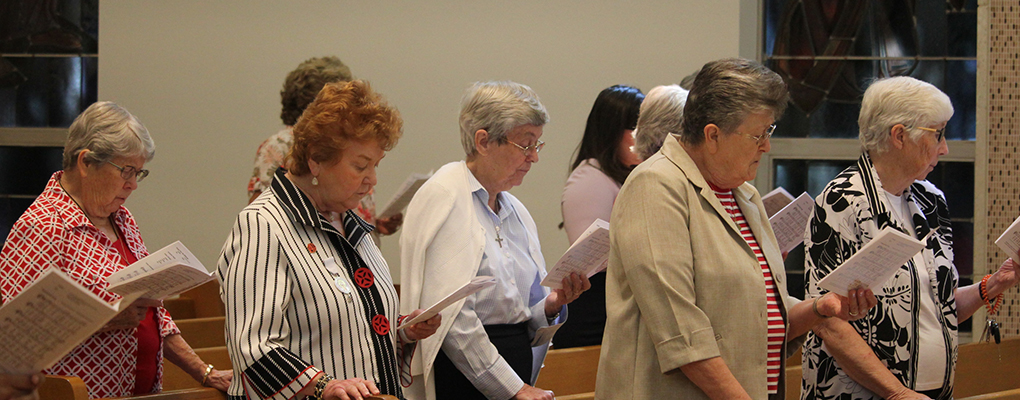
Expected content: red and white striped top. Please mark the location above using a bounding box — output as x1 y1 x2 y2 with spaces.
712 186 785 394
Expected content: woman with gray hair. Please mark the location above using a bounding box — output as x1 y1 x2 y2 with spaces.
802 76 1019 400
596 58 874 399
400 81 590 400
632 84 689 160
0 102 231 398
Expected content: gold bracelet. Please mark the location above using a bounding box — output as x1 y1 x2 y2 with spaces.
812 296 831 319
314 373 333 400
201 364 214 386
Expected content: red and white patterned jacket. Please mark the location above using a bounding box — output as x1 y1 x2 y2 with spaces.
0 171 180 399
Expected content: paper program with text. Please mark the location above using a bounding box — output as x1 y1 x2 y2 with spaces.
770 192 814 253
541 219 610 289
994 214 1020 261
396 276 496 329
105 241 213 300
378 171 433 219
0 269 141 374
817 228 926 297
762 187 796 217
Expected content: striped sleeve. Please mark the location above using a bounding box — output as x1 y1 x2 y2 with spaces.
218 210 319 400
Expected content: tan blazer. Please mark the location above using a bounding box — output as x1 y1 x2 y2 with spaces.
596 137 802 400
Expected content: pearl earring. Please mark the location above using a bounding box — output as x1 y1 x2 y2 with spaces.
312 176 319 186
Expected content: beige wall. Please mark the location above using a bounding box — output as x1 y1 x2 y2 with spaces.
99 1 751 281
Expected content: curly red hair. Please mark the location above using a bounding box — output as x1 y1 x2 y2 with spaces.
287 80 403 175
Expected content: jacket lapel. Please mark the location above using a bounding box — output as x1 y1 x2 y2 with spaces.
661 138 743 236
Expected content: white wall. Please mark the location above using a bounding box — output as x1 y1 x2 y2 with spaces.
100 1 749 281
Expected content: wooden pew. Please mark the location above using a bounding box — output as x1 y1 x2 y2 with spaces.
959 389 1020 400
955 337 1020 397
535 345 600 396
556 393 595 400
101 388 397 400
162 346 233 391
38 375 89 400
165 281 225 320
175 316 226 349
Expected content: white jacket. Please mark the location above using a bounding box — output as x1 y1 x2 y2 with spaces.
399 161 558 400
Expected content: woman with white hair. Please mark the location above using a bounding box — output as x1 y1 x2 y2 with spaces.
632 84 689 160
801 76 1019 400
401 81 589 400
0 102 230 398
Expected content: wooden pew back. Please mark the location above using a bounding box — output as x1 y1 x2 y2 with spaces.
535 345 600 396
959 388 1020 400
955 337 1020 397
175 316 226 349
39 375 89 400
165 281 225 320
162 346 233 391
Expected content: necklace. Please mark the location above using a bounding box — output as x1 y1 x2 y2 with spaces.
494 225 504 248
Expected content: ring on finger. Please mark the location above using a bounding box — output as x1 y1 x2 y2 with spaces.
849 310 858 316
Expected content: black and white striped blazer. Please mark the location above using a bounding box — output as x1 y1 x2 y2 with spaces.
217 169 403 400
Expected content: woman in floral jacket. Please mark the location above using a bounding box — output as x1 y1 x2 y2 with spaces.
801 77 1019 400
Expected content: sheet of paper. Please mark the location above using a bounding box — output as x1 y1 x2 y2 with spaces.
396 276 497 329
378 171 433 219
762 187 796 217
107 267 214 300
106 241 212 300
994 214 1020 261
0 269 123 374
769 192 814 253
541 219 610 289
817 228 925 297
531 325 561 347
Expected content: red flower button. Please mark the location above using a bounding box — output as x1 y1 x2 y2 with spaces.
354 267 375 288
372 314 390 336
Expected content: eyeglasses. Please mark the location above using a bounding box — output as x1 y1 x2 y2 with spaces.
736 124 777 146
506 138 545 156
106 160 150 182
908 125 946 143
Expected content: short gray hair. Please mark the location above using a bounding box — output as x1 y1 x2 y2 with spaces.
63 101 155 170
459 81 549 156
678 58 789 146
858 76 954 154
634 85 689 160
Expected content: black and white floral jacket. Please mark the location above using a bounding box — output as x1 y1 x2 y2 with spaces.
801 152 958 400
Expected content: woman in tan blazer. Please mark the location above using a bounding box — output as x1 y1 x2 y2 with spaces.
595 58 876 400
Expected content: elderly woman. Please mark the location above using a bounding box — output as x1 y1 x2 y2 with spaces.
218 80 439 400
0 102 231 399
557 84 644 349
632 84 689 160
247 56 402 237
595 58 876 400
801 77 1020 400
400 81 590 400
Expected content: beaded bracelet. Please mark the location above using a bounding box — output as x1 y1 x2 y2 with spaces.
980 274 1004 315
